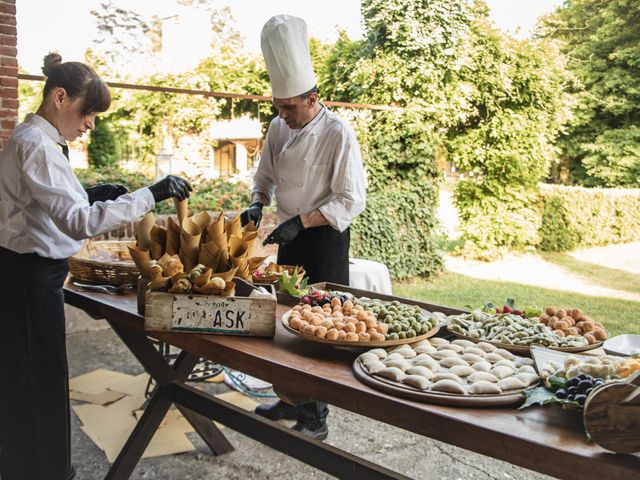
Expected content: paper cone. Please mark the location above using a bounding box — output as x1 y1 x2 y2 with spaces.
149 276 171 292
198 244 222 271
225 215 242 241
127 245 154 278
166 216 181 255
179 218 202 273
243 231 258 258
207 212 224 239
215 266 238 282
209 231 229 267
242 220 258 234
248 256 268 273
149 225 167 260
191 211 211 234
174 198 188 226
135 212 155 249
221 281 235 297
229 235 248 258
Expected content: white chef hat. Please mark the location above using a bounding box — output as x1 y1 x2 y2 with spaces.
260 14 316 99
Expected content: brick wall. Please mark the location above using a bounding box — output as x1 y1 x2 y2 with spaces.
0 0 17 149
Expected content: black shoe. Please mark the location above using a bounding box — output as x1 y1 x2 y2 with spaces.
254 400 299 421
68 464 77 480
292 419 329 441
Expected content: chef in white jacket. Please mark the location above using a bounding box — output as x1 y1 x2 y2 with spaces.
0 53 191 480
240 14 366 440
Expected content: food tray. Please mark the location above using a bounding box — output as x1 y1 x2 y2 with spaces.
353 360 533 407
447 328 603 356
252 265 306 284
69 240 139 285
282 310 439 348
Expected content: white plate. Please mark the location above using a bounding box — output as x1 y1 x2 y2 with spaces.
603 334 640 357
530 346 591 376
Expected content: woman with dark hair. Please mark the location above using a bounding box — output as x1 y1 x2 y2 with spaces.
0 53 191 480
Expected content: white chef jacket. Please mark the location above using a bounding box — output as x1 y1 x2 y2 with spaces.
252 106 366 232
0 113 155 259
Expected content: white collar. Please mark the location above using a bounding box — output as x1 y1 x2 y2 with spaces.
25 113 67 146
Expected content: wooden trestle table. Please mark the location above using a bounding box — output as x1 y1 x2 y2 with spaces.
63 281 640 480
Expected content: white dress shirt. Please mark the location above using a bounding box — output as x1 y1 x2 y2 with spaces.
252 106 366 232
0 113 155 259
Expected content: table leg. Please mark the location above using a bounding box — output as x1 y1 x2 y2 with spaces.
176 404 234 455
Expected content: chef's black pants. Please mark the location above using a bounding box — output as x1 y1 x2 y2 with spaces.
277 225 350 424
0 246 71 480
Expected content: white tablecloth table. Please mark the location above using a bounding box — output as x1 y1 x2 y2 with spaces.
347 258 392 294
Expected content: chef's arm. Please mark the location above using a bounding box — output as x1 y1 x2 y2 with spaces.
301 209 330 228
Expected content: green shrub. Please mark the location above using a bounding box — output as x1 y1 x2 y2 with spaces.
539 185 640 251
88 117 119 167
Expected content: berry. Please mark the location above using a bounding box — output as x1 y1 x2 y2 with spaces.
565 377 580 388
512 309 524 316
574 394 587 406
567 386 578 395
555 389 568 399
502 305 513 314
577 380 593 393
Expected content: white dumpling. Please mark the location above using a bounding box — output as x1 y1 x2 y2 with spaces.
494 348 516 360
468 371 499 383
472 361 492 372
384 352 405 363
517 365 537 375
516 372 540 386
414 344 438 355
375 367 406 381
439 343 464 353
430 379 465 394
469 380 502 394
431 372 464 384
429 337 450 347
497 377 527 391
493 359 517 369
384 358 412 371
491 365 516 379
390 345 417 358
439 357 469 368
359 352 379 364
452 339 476 348
364 359 386 374
516 357 535 367
406 366 435 379
430 350 458 360
368 348 388 359
483 353 505 364
413 353 437 363
461 353 485 364
475 342 498 353
463 346 486 357
413 358 441 371
448 365 475 378
402 374 431 390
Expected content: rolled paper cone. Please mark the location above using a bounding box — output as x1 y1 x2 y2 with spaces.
191 211 211 233
127 245 154 278
243 231 258 257
248 256 268 273
192 268 212 287
174 198 188 226
215 266 238 282
225 215 242 240
237 262 251 280
229 235 248 258
242 220 258 234
149 225 167 260
207 211 224 239
149 276 171 292
209 231 229 266
179 217 201 273
135 212 155 249
198 246 222 271
179 248 197 274
166 216 181 255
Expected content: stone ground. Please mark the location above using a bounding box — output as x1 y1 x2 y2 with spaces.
67 328 554 480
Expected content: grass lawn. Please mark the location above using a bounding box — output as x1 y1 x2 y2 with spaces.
394 272 640 337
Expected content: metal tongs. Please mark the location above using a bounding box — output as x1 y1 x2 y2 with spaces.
72 281 134 295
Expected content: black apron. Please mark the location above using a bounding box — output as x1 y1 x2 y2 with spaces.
277 225 350 285
0 246 71 480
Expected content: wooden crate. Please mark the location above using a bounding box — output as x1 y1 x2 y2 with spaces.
144 279 277 337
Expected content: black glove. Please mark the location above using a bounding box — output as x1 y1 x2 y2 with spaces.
240 202 264 227
85 184 128 205
263 215 305 246
148 175 192 203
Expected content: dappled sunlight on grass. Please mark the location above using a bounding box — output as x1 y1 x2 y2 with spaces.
394 272 640 336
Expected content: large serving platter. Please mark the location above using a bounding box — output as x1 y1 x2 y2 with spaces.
352 359 537 407
447 328 603 356
282 309 440 348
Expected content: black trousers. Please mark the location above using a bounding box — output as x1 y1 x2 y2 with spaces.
0 247 71 480
276 226 350 422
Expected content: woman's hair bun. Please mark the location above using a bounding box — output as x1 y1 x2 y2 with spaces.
42 52 62 77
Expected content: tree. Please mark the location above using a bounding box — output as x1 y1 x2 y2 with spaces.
88 116 119 167
540 0 640 186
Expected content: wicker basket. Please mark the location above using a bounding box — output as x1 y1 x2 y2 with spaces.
69 240 139 285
